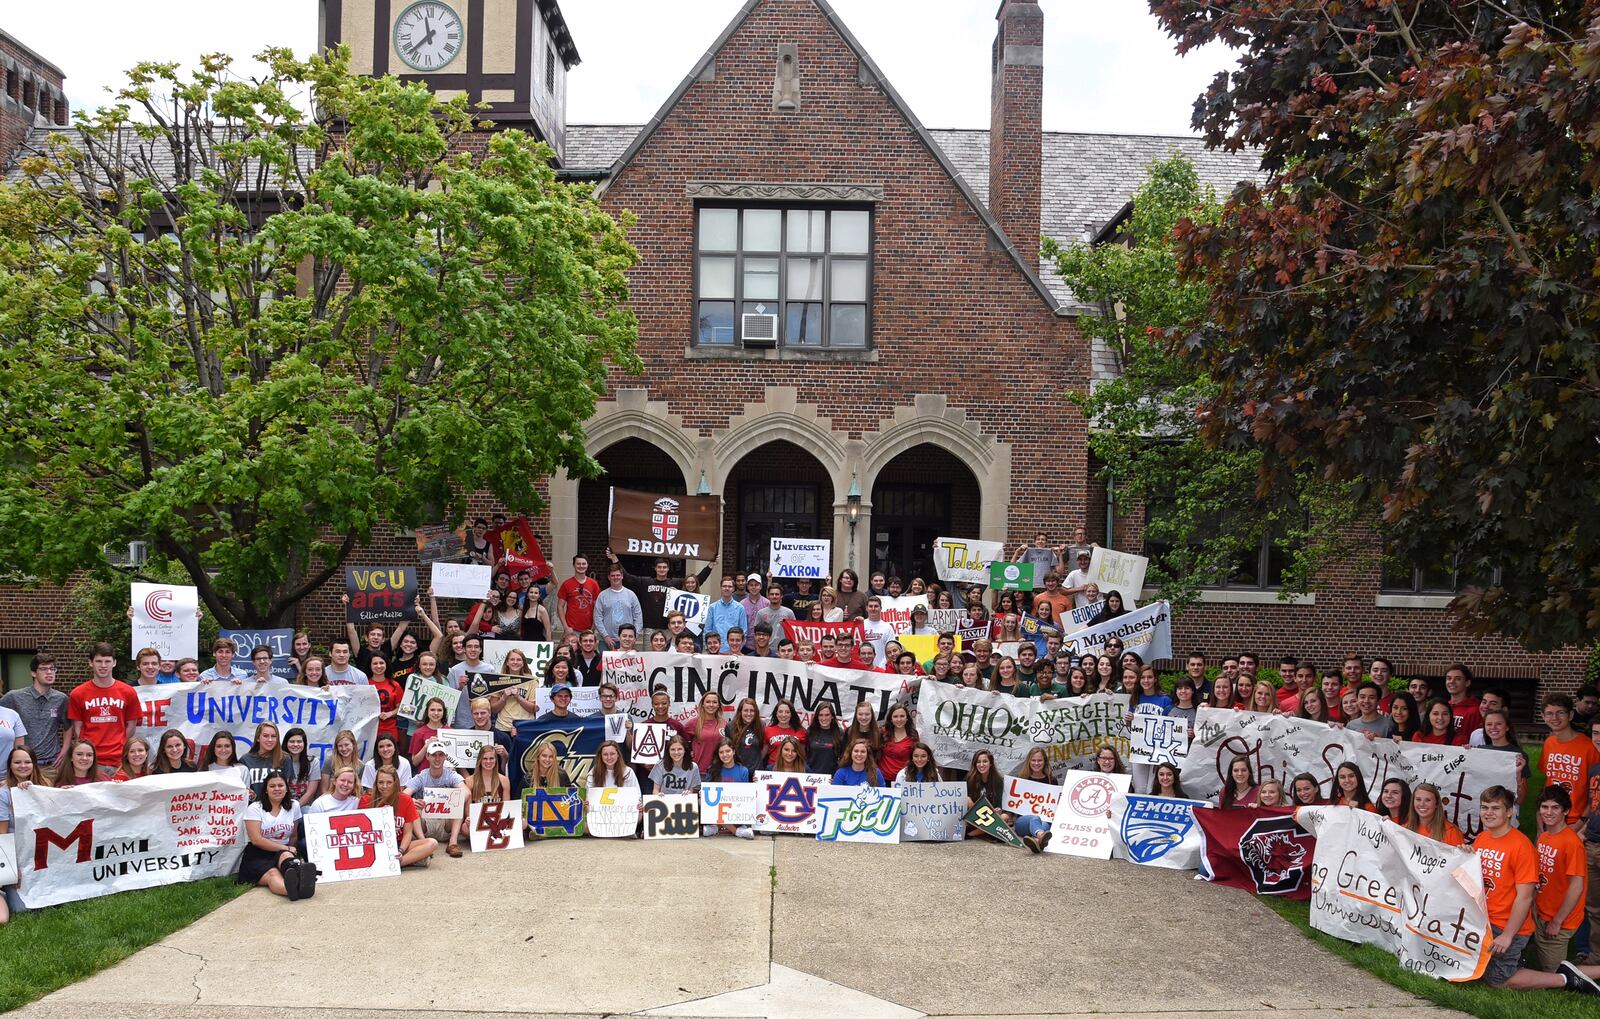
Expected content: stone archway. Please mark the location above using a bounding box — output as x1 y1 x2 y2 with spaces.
575 438 690 576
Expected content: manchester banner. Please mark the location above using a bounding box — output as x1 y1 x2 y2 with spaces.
1110 793 1211 870
920 684 1130 778
1086 547 1147 608
1180 708 1518 840
1296 806 1493 982
130 582 200 660
135 680 382 763
303 808 400 883
932 537 1006 585
1058 601 1173 663
13 771 249 908
609 488 721 560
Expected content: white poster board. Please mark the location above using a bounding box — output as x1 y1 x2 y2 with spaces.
1087 547 1147 608
481 640 554 675
1044 770 1132 859
663 589 710 634
420 786 469 821
701 782 763 826
399 675 461 723
898 781 967 842
642 794 701 839
631 723 670 766
431 562 493 600
0 833 16 887
586 787 642 838
1130 713 1190 765
303 808 401 883
770 538 830 580
932 537 1006 586
753 771 829 834
1002 777 1061 821
814 785 903 843
130 582 200 660
468 800 525 852
434 728 494 771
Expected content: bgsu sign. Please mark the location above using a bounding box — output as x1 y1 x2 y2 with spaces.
609 487 721 559
303 808 400 883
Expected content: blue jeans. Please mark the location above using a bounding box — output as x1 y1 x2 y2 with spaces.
1013 815 1048 839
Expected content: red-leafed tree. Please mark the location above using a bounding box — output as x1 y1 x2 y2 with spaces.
1150 0 1600 650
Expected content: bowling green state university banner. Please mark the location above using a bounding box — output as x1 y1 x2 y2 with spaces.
609 487 721 559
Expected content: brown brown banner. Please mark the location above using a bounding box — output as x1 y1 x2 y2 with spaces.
608 488 722 559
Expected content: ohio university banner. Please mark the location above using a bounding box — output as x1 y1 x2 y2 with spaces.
1180 708 1517 839
608 487 721 559
13 771 249 908
136 680 382 764
1296 806 1493 982
918 683 1129 777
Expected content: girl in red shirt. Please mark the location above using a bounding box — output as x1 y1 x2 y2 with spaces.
1416 699 1460 745
763 701 805 766
879 704 916 783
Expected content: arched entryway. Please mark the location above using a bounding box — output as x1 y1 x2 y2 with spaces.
870 444 980 582
577 438 690 577
722 440 836 576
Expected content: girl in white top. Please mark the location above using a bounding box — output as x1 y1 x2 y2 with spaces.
239 772 304 897
588 740 639 790
818 586 844 623
305 766 363 814
199 731 249 784
361 734 413 791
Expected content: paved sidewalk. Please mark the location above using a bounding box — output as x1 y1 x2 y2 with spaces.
15 837 1468 1019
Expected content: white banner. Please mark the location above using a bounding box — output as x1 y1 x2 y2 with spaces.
1181 709 1518 840
135 680 381 765
754 771 828 834
1002 777 1061 821
13 771 248 908
481 640 554 675
770 538 830 580
303 808 401 883
1044 770 1131 859
1130 713 1190 765
919 683 1129 778
1297 806 1494 982
420 786 468 821
932 537 1006 586
663 589 710 634
431 562 492 600
1058 601 1172 662
434 728 493 771
468 800 524 851
630 722 670 766
1110 793 1211 869
898 781 967 842
399 675 461 723
814 785 902 843
878 595 930 636
130 582 200 660
0 833 17 887
642 794 701 839
701 782 763 826
1086 547 1147 608
586 787 641 837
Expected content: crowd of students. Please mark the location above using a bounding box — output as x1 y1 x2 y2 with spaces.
1 535 1598 997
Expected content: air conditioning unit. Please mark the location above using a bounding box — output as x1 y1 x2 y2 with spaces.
128 541 149 566
741 312 778 346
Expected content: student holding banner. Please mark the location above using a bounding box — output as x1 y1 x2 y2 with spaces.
364 766 439 868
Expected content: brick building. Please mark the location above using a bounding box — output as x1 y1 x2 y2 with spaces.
0 0 1586 705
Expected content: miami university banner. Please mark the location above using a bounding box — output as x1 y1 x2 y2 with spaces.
608 488 722 560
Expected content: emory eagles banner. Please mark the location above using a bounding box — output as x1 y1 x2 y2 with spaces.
1110 793 1211 870
1196 805 1315 900
13 771 249 908
136 680 382 764
609 487 721 560
1296 806 1492 982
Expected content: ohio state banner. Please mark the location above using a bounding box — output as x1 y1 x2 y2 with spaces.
609 487 721 559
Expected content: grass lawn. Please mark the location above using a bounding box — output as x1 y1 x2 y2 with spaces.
1266 744 1600 1019
0 878 247 1013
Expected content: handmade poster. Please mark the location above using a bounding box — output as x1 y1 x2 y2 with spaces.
534 685 602 717
1195 805 1314 899
603 712 629 743
770 537 830 579
345 566 417 624
523 785 587 837
0 833 14 887
431 562 492 600
898 634 950 663
598 652 652 718
434 728 493 771
135 681 381 765
1061 600 1104 634
664 588 710 634
481 639 554 675
1058 601 1173 663
989 561 1033 592
1086 546 1147 608
753 771 829 834
814 785 903 843
1044 770 1132 859
1296 806 1492 982
399 674 461 723
218 627 297 680
12 771 248 908
511 715 605 791
630 722 670 766
701 782 763 826
898 781 967 842
468 800 525 852
414 524 468 565
925 609 965 633
130 582 200 660
609 488 721 560
1002 777 1061 821
877 595 930 636
303 808 401 883
1109 793 1211 870
964 796 1026 848
1130 713 1190 766
932 537 1006 585
586 787 642 838
1180 708 1517 840
919 683 1130 777
420 786 468 821
642 795 701 839
780 620 865 650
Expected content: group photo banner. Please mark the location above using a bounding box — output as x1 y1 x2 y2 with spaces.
609 488 721 559
918 683 1129 777
932 537 1005 586
135 681 382 763
1180 708 1518 839
1058 601 1173 662
12 771 249 908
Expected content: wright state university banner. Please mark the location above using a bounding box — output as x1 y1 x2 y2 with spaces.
608 488 721 560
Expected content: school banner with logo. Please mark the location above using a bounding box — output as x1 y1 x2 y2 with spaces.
399 675 460 723
511 716 606 791
468 800 524 851
1058 601 1173 663
1130 713 1189 765
965 797 1026 847
12 771 249 908
487 515 551 579
1180 709 1518 840
1086 547 1147 608
135 680 382 764
1110 794 1211 870
303 808 400 883
781 620 866 650
1026 693 1131 775
877 595 930 635
434 729 493 771
1196 806 1315 899
609 488 721 560
814 785 903 843
753 771 828 834
989 561 1033 592
921 684 1130 778
1296 806 1493 982
771 538 830 579
702 783 763 826
898 781 967 841
664 589 710 634
932 537 1006 585
130 582 200 660
345 566 418 623
1044 771 1131 859
524 785 587 837
1061 600 1103 634
218 628 297 680
642 795 701 839
586 787 642 838
1018 614 1061 655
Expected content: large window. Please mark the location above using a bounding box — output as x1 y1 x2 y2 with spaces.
1144 501 1295 591
695 206 871 348
1381 545 1495 594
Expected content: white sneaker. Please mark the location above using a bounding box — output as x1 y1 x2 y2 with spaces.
701 825 719 837
735 826 755 839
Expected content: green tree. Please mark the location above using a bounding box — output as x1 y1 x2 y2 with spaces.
0 48 639 628
1047 154 1352 605
1149 0 1600 650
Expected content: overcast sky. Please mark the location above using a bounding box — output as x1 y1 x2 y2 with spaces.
4 1 1233 136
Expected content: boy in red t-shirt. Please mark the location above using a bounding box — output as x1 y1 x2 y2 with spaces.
1473 785 1600 993
1534 787 1588 971
1542 694 1600 828
556 554 600 634
66 643 141 776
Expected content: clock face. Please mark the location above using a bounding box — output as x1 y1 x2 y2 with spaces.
394 1 464 72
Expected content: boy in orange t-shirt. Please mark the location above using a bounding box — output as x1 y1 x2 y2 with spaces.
1534 787 1588 971
1541 694 1600 827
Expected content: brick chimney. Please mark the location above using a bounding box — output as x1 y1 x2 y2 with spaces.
989 0 1043 271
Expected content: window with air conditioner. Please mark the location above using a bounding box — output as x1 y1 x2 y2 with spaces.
695 205 870 349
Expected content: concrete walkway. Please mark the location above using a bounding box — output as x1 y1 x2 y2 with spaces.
15 837 1468 1019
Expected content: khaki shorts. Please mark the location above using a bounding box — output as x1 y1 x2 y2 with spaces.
1531 925 1575 972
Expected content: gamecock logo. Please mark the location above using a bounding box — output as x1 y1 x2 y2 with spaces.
1239 816 1313 895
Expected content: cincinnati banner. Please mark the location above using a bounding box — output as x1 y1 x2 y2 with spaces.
608 487 721 559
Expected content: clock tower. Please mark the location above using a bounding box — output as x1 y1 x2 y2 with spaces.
319 0 579 163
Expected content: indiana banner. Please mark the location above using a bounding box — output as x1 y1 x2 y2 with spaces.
1195 806 1316 899
13 771 249 908
511 716 606 791
1297 806 1493 982
932 537 1006 585
1110 793 1211 870
609 488 721 560
1058 600 1173 663
781 620 866 648
135 680 382 764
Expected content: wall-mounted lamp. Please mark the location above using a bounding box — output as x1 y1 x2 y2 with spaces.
696 470 711 497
